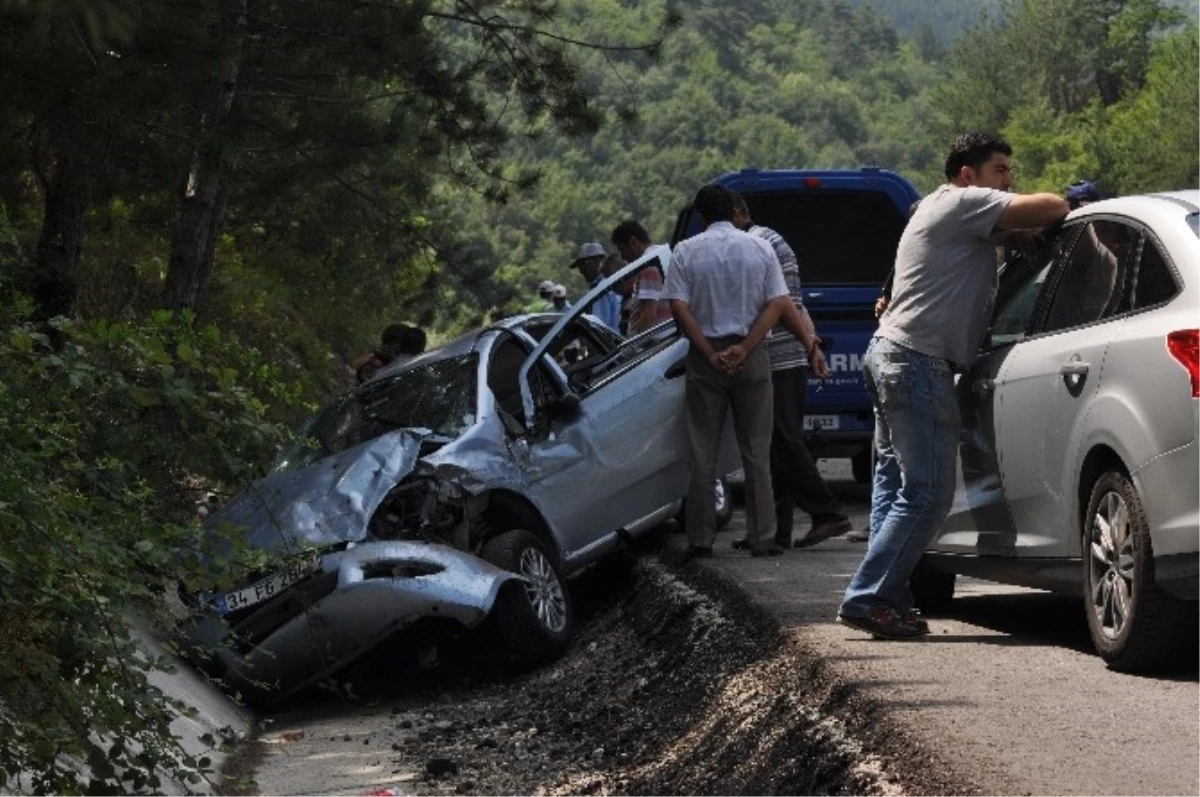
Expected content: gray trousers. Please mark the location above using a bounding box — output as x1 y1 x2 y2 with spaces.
683 338 776 549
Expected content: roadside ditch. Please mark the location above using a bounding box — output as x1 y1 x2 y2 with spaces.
227 547 977 795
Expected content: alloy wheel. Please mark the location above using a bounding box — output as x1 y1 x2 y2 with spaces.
1088 489 1135 641
518 547 568 633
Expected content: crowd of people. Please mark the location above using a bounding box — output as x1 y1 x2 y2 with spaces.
360 130 1089 642
547 131 1076 642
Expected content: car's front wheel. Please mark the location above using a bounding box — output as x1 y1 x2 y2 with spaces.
481 530 574 664
1083 470 1189 671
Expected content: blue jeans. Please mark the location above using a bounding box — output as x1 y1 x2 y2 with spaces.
840 337 961 617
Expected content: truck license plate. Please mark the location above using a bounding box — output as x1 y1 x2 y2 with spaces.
804 415 839 431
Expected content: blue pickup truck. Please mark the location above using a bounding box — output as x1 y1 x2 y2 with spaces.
672 167 920 482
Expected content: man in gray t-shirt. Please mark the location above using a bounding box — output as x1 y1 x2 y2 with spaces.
838 132 1069 641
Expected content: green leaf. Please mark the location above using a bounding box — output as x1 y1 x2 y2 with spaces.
128 386 161 407
177 342 198 366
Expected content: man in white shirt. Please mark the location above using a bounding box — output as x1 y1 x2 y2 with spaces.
663 185 791 559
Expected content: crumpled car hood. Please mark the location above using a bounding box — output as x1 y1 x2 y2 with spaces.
208 429 426 553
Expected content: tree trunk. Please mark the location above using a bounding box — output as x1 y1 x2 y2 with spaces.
162 0 247 313
32 129 89 321
163 162 230 311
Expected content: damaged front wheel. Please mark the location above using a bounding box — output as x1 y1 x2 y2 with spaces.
482 530 575 664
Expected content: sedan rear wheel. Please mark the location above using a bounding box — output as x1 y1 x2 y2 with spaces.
1083 470 1188 671
481 530 574 664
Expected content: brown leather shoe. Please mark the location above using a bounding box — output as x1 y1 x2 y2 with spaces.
837 605 929 640
793 516 853 548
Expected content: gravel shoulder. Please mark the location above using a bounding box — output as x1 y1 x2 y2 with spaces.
230 550 975 796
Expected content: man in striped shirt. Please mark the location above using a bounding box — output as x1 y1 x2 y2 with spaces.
730 193 853 549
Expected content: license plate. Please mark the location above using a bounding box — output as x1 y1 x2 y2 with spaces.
804 414 840 431
213 554 321 615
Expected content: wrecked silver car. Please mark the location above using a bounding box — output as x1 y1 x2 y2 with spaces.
182 254 731 701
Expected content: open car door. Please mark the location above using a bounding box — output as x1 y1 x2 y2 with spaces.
515 252 692 564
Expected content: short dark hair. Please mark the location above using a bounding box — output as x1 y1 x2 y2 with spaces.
944 132 1012 180
381 323 409 345
693 184 735 223
610 220 650 248
401 326 427 354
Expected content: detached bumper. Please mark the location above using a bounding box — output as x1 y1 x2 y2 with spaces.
183 541 516 700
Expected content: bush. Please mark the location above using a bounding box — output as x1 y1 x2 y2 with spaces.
0 307 303 793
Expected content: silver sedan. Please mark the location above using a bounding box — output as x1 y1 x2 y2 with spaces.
913 190 1198 670
181 252 737 700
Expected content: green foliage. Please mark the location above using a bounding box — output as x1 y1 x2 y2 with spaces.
442 0 958 312
0 303 301 793
1098 24 1200 192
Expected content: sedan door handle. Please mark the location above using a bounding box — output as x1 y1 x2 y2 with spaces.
665 358 686 379
1060 361 1090 376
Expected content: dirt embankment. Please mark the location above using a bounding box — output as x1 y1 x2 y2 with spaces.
233 553 976 795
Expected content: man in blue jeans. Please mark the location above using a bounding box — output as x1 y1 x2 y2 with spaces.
838 132 1070 639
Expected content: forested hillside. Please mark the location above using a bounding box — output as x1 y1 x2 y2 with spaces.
848 0 1001 42
449 0 950 321
453 0 1198 320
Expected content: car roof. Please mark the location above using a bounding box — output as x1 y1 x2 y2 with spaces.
1069 190 1199 222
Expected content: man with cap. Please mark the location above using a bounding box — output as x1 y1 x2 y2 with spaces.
528 280 557 313
571 241 622 333
551 284 571 311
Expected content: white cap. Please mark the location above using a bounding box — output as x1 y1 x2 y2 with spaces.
574 242 605 262
537 279 556 293
552 284 567 298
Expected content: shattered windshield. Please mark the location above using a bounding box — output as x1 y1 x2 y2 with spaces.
274 354 479 470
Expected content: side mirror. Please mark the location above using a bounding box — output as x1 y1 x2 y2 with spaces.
544 393 581 423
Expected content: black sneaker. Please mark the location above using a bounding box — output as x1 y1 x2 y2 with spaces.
837 605 929 640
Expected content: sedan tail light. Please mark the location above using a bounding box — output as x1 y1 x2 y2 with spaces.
1166 329 1199 398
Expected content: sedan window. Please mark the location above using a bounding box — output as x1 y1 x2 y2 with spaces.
1132 241 1179 309
987 230 1073 348
1041 221 1139 333
276 355 479 469
990 263 1053 348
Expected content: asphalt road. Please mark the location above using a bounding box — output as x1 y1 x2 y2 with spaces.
705 459 1199 797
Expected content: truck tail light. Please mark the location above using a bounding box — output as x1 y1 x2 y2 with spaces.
1166 329 1199 398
